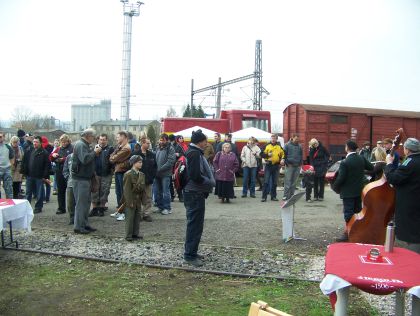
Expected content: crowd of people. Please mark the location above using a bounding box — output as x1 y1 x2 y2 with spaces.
1 128 419 265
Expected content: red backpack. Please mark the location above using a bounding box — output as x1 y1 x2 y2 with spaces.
173 156 189 191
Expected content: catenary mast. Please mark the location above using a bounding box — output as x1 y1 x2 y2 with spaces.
119 0 143 130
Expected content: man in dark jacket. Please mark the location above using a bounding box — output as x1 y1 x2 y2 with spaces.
90 133 114 217
138 137 157 221
72 129 102 234
216 133 238 155
384 138 420 254
183 129 215 267
154 133 176 215
21 136 50 213
22 133 34 151
333 140 373 241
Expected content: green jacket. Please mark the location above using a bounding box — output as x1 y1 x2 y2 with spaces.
122 169 146 209
334 152 373 198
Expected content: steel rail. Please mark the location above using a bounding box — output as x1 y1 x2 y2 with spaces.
4 246 321 283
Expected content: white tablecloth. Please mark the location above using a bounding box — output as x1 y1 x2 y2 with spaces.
0 199 34 233
320 274 420 298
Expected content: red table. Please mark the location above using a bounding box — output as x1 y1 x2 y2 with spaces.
320 243 420 316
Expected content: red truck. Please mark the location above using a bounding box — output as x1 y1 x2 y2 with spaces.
161 109 271 135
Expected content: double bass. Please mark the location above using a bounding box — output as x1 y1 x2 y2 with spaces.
347 128 404 245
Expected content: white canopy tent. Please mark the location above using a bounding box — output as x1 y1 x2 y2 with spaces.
231 127 272 143
173 126 218 141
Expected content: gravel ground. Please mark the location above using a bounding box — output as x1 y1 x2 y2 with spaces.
3 185 412 315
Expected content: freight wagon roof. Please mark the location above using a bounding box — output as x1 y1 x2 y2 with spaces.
287 103 420 119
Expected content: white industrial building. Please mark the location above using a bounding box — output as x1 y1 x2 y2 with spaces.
71 100 111 131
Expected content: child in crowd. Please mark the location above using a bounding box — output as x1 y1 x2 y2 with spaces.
301 163 315 203
122 155 146 241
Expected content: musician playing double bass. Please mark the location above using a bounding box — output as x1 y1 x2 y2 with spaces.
384 138 420 254
333 140 373 242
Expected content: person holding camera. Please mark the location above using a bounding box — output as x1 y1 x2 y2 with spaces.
260 134 284 202
90 133 114 217
240 136 261 198
72 128 102 234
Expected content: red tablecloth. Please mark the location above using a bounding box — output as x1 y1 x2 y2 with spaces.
325 243 420 295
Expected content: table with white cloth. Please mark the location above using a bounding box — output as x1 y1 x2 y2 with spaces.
320 242 420 316
0 199 34 248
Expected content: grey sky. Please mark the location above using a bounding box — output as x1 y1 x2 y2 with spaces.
1 0 419 128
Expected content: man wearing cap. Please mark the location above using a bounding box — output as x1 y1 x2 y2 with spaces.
72 129 102 234
183 129 215 267
385 138 420 254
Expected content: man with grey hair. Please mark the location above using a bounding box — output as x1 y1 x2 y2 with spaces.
71 128 102 234
385 137 420 254
0 132 14 198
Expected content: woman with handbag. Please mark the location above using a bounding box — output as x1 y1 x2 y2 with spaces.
309 138 330 201
240 137 261 198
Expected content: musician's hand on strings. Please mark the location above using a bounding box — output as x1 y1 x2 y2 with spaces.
386 154 394 165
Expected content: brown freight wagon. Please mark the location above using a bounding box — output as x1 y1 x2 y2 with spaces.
283 103 420 161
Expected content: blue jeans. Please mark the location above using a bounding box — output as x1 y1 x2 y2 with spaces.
155 176 171 210
0 168 13 198
183 191 206 260
242 167 257 196
115 172 124 207
343 196 362 222
262 164 280 199
26 177 45 210
44 182 51 202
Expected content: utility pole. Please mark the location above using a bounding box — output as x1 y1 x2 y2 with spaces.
253 39 262 111
119 0 143 131
216 77 222 118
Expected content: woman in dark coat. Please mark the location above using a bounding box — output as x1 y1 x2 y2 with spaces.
309 139 330 201
213 143 239 203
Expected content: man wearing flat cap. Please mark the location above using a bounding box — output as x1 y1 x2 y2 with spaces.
71 128 102 234
385 137 420 253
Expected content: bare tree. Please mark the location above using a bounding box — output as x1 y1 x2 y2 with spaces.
11 107 56 131
166 105 177 117
271 123 283 133
11 107 35 130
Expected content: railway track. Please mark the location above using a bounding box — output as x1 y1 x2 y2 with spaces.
4 226 324 283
